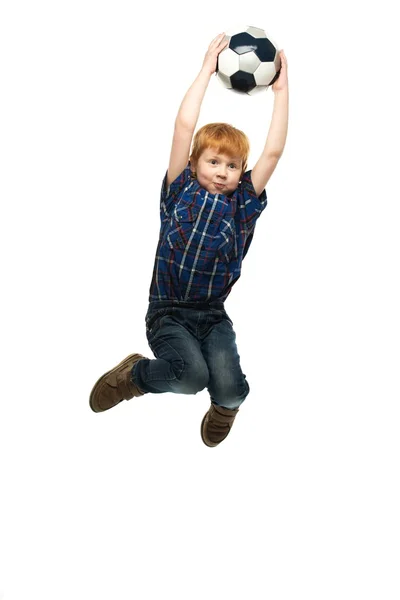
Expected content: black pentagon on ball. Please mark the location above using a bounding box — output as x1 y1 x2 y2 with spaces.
230 70 256 94
230 32 276 62
229 33 257 55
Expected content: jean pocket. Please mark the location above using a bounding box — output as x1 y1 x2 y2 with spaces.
145 308 168 334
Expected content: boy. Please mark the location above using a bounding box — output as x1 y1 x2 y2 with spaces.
89 33 289 447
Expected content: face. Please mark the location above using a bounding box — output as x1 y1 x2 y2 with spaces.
193 149 242 195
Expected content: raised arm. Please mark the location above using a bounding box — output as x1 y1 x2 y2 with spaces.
251 51 289 197
166 33 228 187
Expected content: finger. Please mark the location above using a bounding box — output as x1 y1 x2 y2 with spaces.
211 33 224 43
212 33 226 45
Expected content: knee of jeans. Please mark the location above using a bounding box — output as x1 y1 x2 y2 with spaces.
212 378 250 409
177 361 209 394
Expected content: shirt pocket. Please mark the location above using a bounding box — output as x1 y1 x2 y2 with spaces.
167 204 199 250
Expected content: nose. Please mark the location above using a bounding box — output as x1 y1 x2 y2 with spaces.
217 168 227 180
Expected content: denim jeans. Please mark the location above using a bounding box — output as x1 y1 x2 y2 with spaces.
131 300 250 410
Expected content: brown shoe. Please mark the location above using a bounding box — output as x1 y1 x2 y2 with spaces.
201 403 239 447
89 353 147 413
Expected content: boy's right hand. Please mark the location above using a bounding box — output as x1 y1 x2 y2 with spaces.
201 33 229 77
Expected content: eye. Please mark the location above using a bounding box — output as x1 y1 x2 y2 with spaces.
229 164 237 169
210 159 217 165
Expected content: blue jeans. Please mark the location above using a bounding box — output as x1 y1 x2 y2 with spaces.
131 300 250 410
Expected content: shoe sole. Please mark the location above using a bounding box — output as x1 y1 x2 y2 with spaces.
89 353 140 413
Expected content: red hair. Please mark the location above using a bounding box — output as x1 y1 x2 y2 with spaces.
189 122 249 177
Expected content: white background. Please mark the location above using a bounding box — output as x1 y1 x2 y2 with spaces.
1 0 399 598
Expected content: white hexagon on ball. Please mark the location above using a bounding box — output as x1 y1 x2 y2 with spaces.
217 71 232 89
254 61 278 86
239 52 261 74
217 47 240 77
245 26 267 38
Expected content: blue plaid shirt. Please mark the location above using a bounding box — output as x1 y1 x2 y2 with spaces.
148 164 267 303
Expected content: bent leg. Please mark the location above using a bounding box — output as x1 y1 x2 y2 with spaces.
132 313 209 395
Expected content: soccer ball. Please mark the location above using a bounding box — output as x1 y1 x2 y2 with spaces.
216 26 281 95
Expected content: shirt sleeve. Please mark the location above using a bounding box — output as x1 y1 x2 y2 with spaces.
160 163 192 218
237 170 268 232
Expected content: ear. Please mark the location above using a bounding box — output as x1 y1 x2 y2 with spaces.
189 158 197 178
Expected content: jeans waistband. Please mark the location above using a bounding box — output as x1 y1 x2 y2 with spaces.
148 299 225 312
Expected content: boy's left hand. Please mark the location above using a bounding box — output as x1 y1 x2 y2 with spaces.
272 50 288 92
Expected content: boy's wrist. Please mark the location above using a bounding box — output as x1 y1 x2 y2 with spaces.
198 68 213 81
272 86 288 96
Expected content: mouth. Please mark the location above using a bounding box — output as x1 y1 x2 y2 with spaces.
214 183 225 190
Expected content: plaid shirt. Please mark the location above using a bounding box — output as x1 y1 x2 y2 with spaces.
148 164 267 303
